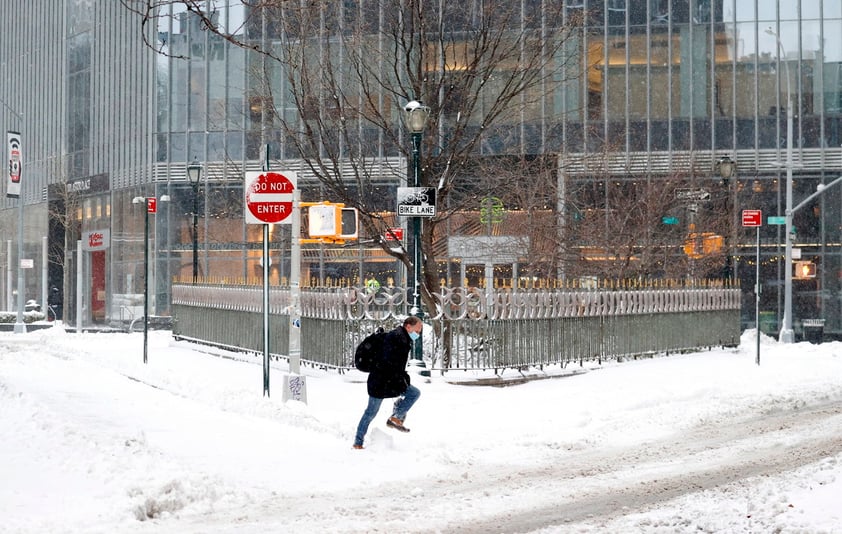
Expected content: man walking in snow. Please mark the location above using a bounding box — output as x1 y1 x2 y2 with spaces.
353 316 423 449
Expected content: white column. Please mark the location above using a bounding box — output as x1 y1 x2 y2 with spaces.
41 236 47 316
76 241 83 332
6 240 11 310
289 188 302 374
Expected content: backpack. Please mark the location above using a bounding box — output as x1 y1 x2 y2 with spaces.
354 327 386 372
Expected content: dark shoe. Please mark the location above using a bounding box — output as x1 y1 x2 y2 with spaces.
352 444 364 450
386 416 410 432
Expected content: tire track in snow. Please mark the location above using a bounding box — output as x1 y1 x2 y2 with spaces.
188 399 842 533
448 400 842 533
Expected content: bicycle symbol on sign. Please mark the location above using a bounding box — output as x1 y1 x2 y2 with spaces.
403 190 429 204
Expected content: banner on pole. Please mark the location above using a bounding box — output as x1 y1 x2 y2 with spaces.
7 131 22 198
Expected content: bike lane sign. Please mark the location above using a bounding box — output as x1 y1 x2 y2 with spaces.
397 187 436 217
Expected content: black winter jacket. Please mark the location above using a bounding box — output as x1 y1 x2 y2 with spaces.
366 325 412 398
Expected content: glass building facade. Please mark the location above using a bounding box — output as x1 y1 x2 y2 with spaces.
1 1 841 337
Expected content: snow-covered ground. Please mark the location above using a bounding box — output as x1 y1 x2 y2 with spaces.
1 325 841 533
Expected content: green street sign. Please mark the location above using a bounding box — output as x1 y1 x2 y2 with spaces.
662 216 679 225
767 216 786 225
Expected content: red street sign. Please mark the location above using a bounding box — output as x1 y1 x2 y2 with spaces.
147 197 157 213
384 227 404 241
742 209 761 227
244 171 297 224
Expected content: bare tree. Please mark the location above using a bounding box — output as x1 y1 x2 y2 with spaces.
46 183 83 269
563 167 734 281
439 154 560 282
122 0 580 313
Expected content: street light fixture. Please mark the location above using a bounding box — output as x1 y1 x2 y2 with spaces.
765 27 795 343
717 156 734 184
717 156 737 279
403 100 430 370
186 157 202 284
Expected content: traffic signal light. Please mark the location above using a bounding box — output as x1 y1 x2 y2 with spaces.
303 202 358 241
794 261 816 279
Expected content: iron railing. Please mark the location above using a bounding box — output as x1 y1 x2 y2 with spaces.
172 283 740 373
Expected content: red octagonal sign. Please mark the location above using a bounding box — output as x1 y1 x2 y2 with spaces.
244 171 297 224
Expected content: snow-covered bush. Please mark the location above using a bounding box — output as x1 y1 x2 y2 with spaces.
0 310 46 323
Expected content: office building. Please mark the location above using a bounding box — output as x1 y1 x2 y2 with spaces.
2 1 841 337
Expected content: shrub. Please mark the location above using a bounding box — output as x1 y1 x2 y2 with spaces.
0 310 46 323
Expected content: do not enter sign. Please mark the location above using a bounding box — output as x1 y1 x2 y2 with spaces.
244 171 297 224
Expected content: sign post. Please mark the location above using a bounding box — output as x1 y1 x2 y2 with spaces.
742 209 762 365
244 171 297 398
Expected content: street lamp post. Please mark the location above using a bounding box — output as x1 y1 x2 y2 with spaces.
766 27 795 343
186 158 202 285
717 156 737 280
13 156 25 334
403 100 430 369
2 121 26 334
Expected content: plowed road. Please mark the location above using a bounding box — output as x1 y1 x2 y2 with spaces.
183 400 842 533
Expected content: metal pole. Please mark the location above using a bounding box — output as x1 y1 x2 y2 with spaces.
731 169 738 280
192 182 199 284
76 240 82 332
41 236 47 318
6 240 11 311
410 131 425 367
792 176 842 215
781 72 794 342
769 30 795 343
261 148 271 396
143 203 149 364
755 226 760 365
289 188 301 375
14 186 26 333
262 223 270 397
3 118 24 330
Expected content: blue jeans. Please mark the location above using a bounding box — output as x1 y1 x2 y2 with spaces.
354 384 420 447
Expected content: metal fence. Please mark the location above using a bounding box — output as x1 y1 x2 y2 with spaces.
172 285 292 356
172 283 741 373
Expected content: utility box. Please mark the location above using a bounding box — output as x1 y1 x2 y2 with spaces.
759 311 777 336
802 318 825 344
